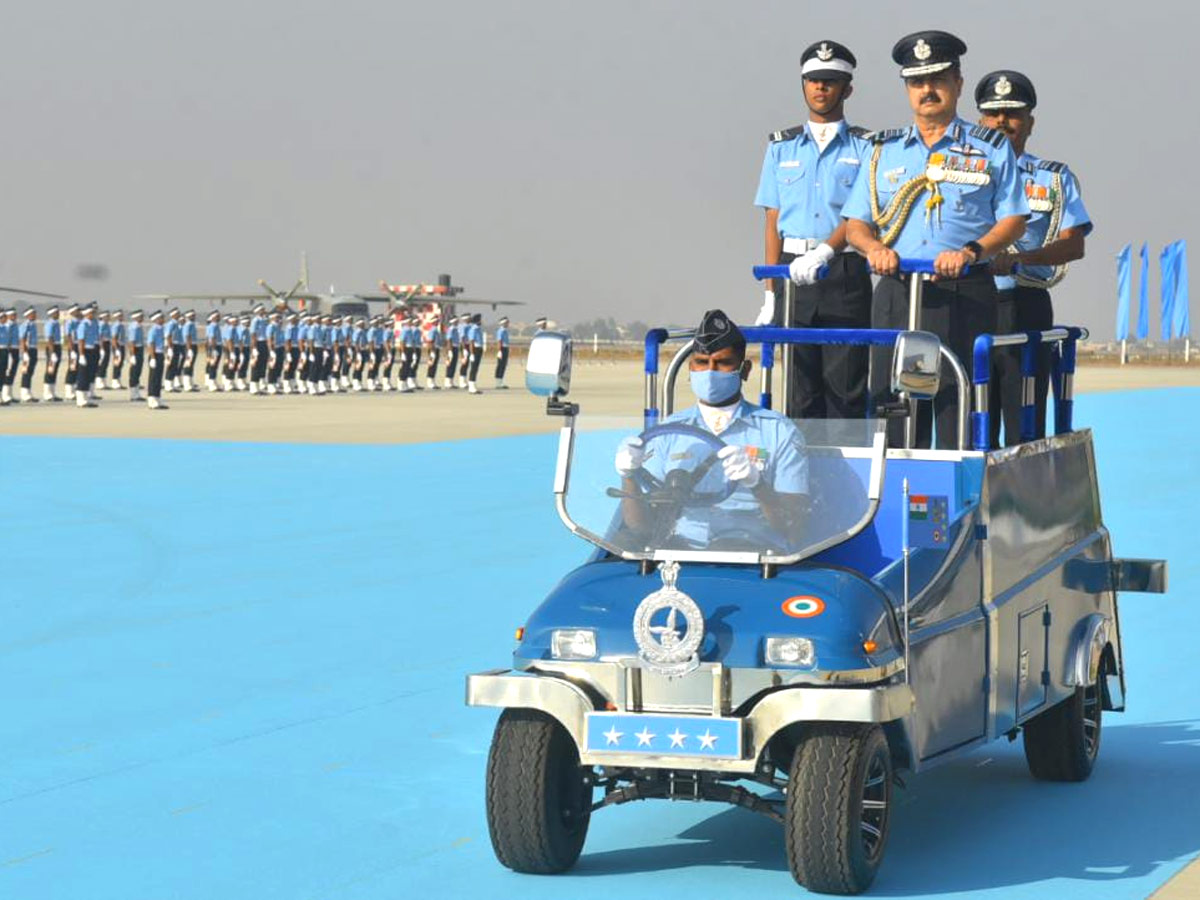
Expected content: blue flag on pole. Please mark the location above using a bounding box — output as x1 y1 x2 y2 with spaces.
1137 242 1150 340
1172 240 1189 339
1161 243 1177 341
1116 244 1131 341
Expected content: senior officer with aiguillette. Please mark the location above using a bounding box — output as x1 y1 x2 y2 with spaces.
755 40 873 420
976 70 1091 446
843 31 1028 449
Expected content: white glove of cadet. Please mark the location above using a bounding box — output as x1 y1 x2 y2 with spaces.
717 444 761 490
614 436 646 477
789 242 836 286
149 356 157 369
753 289 775 326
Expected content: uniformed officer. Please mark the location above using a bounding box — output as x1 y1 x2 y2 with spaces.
237 314 252 390
267 311 286 393
163 308 183 392
183 309 199 391
975 70 1092 445
443 314 461 389
42 305 63 402
843 31 1028 448
110 309 127 390
457 315 474 389
76 304 101 407
203 311 221 391
613 309 809 539
338 316 353 390
423 315 442 389
128 310 146 402
63 304 81 401
380 315 397 391
96 311 112 391
146 310 168 409
466 313 486 394
406 316 422 391
219 314 236 391
283 313 300 393
323 315 339 393
17 307 39 403
494 316 511 388
754 40 874 419
0 310 12 405
2 309 19 402
248 304 268 394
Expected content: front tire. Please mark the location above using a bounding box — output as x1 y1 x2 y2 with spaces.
1023 680 1102 781
485 708 592 873
785 723 892 895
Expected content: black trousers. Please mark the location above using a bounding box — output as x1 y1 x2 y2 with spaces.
147 350 164 397
186 346 197 377
870 270 997 450
990 286 1054 447
369 348 382 379
207 345 222 379
445 346 459 380
774 252 872 419
111 343 124 382
459 346 472 378
382 348 394 379
251 340 269 382
4 346 17 386
340 348 351 378
238 346 251 378
78 347 99 391
323 348 335 381
45 343 61 385
130 346 145 386
469 347 482 382
20 348 38 389
0 349 8 387
269 346 285 384
169 344 186 380
97 343 110 383
426 346 440 378
412 346 422 378
495 346 510 380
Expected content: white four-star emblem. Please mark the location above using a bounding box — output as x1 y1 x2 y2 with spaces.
668 728 687 749
603 725 624 746
697 729 718 751
635 727 656 747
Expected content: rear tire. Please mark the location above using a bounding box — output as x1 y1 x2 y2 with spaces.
1023 680 1102 781
485 708 592 873
785 723 892 895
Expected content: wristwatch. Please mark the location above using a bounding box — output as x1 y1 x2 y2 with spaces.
962 240 984 261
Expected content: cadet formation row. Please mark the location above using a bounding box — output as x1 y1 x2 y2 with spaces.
755 29 1091 448
0 306 523 410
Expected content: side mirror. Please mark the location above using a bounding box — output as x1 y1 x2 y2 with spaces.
526 331 573 397
891 331 941 400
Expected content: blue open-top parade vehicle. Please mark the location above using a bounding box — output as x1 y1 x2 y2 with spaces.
466 260 1167 894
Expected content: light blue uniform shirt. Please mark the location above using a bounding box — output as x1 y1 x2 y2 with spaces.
167 319 184 345
5 322 17 348
65 319 79 343
184 321 198 343
79 318 100 348
148 323 165 351
496 325 510 347
45 319 62 343
267 322 282 344
994 151 1092 291
220 323 234 344
0 322 10 347
352 326 364 347
205 322 220 344
251 315 267 341
754 120 873 240
129 322 145 347
286 323 299 344
18 320 37 345
841 117 1029 258
430 327 443 347
403 325 417 347
239 325 251 347
99 321 112 341
112 322 126 344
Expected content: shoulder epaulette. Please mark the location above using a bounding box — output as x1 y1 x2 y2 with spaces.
864 127 905 143
1036 159 1068 173
768 124 805 143
968 124 1006 149
847 125 870 138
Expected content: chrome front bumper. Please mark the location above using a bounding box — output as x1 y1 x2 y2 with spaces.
466 668 915 774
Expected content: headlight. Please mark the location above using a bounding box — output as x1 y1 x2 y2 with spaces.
765 636 816 668
551 629 597 660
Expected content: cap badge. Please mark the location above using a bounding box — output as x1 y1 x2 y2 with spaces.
816 42 834 61
913 39 932 61
995 75 1012 97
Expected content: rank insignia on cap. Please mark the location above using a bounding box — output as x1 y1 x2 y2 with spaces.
995 75 1012 96
913 39 931 61
817 42 833 61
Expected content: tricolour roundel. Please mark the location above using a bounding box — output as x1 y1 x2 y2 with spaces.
782 595 826 618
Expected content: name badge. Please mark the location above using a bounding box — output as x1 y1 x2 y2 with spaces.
836 157 861 165
779 160 801 168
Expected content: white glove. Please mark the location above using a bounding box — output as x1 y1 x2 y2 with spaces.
754 289 775 326
250 351 258 363
21 353 29 366
614 437 646 477
50 354 59 366
149 356 157 369
186 350 194 364
299 353 307 365
789 242 836 286
717 444 761 489
69 351 78 365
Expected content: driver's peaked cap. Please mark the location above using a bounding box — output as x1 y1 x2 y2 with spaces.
694 309 746 357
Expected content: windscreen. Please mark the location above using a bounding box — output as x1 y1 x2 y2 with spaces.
564 409 884 561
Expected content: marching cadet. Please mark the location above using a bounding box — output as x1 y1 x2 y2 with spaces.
203 311 221 391
382 315 398 391
283 313 300 393
457 315 473 389
323 315 339 393
76 304 101 407
18 307 39 403
96 311 112 391
401 315 417 392
220 314 237 391
338 316 352 390
110 309 127 389
249 304 268 394
128 310 146 401
467 312 484 394
146 310 167 409
267 311 285 393
975 70 1092 445
3 309 20 402
754 39 874 418
305 313 322 395
0 309 11 405
424 315 443 389
372 316 387 390
843 30 1028 449
349 317 364 391
237 314 252 390
64 305 81 401
42 305 63 401
183 310 199 391
443 314 461 389
162 308 181 392
494 316 510 389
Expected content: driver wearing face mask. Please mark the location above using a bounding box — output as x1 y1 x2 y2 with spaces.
615 309 808 543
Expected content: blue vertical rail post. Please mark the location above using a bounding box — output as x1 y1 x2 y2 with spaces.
971 334 994 451
1019 333 1041 443
1055 329 1079 436
759 341 776 410
643 328 668 430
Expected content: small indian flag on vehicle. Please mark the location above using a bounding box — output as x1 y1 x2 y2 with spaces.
909 495 929 519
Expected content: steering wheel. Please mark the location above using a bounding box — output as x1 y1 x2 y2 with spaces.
619 422 737 508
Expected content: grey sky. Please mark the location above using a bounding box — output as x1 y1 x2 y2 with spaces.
0 1 1192 338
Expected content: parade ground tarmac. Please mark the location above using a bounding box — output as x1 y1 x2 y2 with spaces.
2 386 1199 900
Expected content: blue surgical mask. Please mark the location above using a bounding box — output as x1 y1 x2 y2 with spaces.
690 369 742 405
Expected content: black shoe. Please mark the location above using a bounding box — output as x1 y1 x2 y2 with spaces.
50 396 64 402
